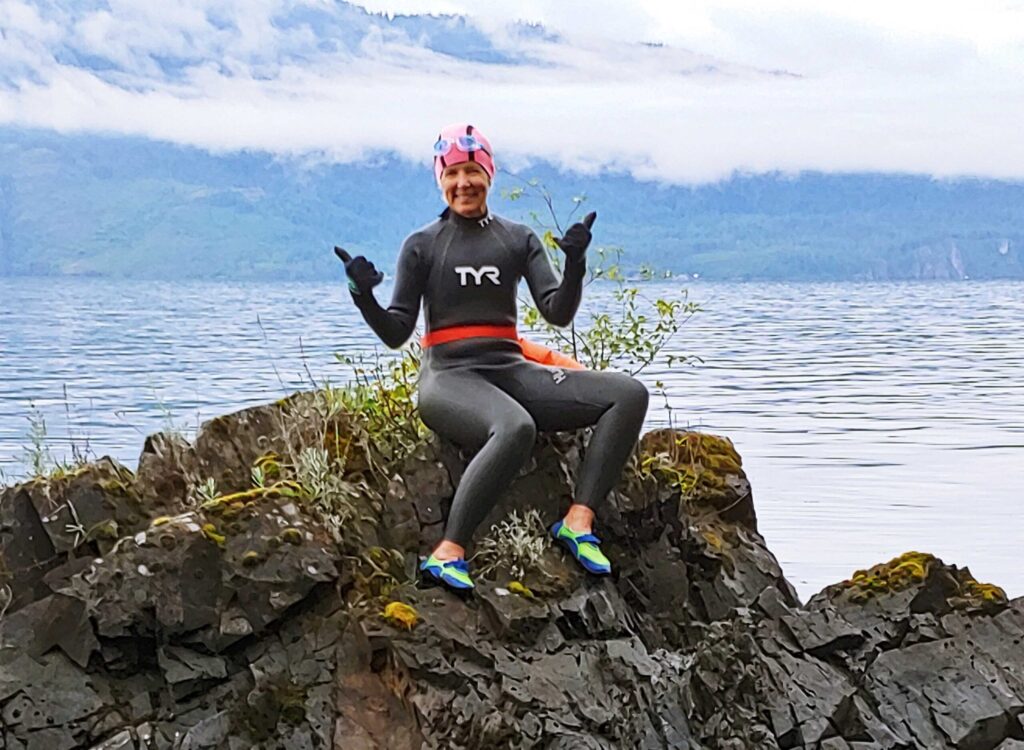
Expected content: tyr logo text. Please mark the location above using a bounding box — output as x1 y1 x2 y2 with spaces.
455 265 501 286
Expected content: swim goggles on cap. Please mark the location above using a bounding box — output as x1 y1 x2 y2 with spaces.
433 134 490 157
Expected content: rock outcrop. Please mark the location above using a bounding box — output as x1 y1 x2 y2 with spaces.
1 393 1020 749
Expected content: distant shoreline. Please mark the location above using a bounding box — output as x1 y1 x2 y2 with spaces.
3 272 1024 284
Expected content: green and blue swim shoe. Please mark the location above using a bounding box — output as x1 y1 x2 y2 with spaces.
419 554 475 591
550 520 612 575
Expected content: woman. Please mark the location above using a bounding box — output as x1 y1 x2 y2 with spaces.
337 123 649 592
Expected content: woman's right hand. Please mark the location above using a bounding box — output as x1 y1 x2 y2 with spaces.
334 246 384 295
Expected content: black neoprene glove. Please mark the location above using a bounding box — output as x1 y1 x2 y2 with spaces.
555 211 597 264
334 246 384 295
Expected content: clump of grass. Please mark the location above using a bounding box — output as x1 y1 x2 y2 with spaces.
150 388 196 441
23 403 54 478
11 388 96 483
21 401 89 481
295 446 333 497
473 509 549 580
333 347 430 470
251 346 430 547
293 445 362 540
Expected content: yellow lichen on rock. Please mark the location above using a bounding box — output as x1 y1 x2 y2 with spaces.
381 601 419 630
253 452 282 481
201 523 226 546
953 576 1008 610
199 481 303 515
98 477 132 495
700 527 725 552
508 581 536 599
841 551 936 595
241 550 263 567
966 581 1005 601
636 429 755 529
838 551 1008 611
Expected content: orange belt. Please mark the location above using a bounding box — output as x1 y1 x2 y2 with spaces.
421 324 585 370
421 324 518 348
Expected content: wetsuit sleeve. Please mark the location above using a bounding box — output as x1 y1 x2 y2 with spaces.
523 230 585 327
351 236 425 348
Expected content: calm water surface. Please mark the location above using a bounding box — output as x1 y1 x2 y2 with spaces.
1 277 1021 601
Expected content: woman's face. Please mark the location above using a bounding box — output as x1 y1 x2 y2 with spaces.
440 162 490 218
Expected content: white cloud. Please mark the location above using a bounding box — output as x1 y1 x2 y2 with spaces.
1 0 1022 183
0 0 66 72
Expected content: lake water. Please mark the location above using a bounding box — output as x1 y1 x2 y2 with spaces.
1 277 1021 602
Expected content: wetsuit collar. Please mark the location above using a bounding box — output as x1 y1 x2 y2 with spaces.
440 206 494 228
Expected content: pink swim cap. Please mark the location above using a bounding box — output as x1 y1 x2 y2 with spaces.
433 123 495 184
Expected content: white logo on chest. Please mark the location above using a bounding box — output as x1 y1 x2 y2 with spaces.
454 265 501 286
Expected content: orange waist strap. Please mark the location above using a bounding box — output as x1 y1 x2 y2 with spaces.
421 324 586 370
421 324 518 348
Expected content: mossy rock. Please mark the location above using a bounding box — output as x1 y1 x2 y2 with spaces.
638 430 757 530
190 395 321 494
2 457 147 562
198 481 302 518
832 551 1008 613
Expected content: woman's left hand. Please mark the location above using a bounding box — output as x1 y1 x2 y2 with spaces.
556 211 597 263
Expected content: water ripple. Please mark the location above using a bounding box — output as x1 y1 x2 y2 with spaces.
1 277 1022 601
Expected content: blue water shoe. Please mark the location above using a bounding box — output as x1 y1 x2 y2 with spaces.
419 554 475 591
550 520 612 575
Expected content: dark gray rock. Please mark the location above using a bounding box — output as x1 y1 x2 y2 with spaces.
135 431 196 509
0 458 151 614
89 729 136 750
1 398 1021 750
158 645 228 700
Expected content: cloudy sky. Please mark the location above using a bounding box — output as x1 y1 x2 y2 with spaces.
1 0 1022 183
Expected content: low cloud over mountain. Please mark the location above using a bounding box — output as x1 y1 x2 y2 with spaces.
2 1 1023 183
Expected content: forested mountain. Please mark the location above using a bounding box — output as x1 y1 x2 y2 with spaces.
2 128 1021 281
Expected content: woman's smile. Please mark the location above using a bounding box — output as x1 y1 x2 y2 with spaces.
440 161 490 218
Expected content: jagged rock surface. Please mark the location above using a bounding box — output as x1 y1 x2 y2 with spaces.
0 396 1020 749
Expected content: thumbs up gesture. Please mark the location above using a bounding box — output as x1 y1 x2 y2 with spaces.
555 211 597 264
334 246 384 295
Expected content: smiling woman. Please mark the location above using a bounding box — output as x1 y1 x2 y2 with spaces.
438 162 490 218
433 123 494 218
335 123 651 593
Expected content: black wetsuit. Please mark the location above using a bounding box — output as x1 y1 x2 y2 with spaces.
350 208 649 547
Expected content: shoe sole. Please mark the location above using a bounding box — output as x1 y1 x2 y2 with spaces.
419 569 475 597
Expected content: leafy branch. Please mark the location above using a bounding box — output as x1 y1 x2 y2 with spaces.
501 174 702 379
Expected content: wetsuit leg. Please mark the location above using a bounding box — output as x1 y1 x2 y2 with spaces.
491 364 649 509
418 367 537 547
